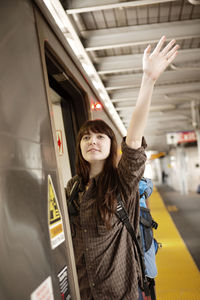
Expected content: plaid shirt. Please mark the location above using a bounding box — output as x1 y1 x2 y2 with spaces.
66 139 147 300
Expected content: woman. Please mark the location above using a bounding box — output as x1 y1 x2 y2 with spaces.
66 36 179 300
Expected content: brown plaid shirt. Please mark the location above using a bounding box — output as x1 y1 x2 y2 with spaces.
66 139 147 300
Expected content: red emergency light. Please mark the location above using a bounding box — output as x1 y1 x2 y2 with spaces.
91 102 102 111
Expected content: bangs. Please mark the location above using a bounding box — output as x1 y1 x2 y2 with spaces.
79 120 114 139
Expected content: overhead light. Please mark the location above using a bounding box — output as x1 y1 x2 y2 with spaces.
99 92 106 100
66 38 82 57
91 79 101 90
82 63 95 76
43 0 67 31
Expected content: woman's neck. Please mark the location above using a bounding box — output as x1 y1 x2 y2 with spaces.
89 161 104 178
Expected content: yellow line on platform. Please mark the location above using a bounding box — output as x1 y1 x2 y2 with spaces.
150 188 200 300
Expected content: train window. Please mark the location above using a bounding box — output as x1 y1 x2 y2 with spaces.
45 48 89 176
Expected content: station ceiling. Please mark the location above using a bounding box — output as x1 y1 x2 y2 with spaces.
59 0 200 152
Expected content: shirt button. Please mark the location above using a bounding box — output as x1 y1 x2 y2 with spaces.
83 229 87 233
91 283 95 287
86 248 89 251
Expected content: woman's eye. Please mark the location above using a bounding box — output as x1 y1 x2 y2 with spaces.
97 135 104 139
82 136 90 141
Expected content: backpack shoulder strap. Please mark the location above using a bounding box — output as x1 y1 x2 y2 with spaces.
67 177 80 215
116 194 150 296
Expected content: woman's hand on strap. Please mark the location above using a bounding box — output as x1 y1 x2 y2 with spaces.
143 36 179 82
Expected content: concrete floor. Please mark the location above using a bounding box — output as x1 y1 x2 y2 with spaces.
157 185 200 270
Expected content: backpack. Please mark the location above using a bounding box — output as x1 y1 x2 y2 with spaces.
139 178 159 279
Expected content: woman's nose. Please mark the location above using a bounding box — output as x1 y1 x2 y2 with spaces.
89 136 96 144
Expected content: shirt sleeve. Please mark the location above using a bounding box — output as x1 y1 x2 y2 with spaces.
117 137 147 202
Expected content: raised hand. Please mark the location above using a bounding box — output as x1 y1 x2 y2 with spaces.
143 36 179 82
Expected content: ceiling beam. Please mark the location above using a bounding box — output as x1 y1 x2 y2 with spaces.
66 0 179 14
111 92 200 104
104 69 200 91
110 82 200 101
97 48 200 74
83 20 200 51
119 108 191 116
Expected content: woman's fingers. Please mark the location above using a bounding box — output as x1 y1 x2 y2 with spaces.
167 50 179 64
166 44 180 59
153 36 166 53
144 44 151 57
161 39 176 56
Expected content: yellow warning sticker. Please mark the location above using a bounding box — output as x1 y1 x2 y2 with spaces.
48 175 65 249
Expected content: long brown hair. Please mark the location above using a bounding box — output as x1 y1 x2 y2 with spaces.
76 119 118 228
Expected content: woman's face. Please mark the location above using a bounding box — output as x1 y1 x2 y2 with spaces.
80 131 111 164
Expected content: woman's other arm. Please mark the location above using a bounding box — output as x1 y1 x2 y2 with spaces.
126 36 179 149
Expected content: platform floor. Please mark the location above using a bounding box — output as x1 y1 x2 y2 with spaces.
157 185 200 270
150 186 200 300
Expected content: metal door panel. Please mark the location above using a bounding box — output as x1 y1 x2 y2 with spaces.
0 0 79 299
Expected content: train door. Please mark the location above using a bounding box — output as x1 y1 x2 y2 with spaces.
43 47 89 300
45 49 88 183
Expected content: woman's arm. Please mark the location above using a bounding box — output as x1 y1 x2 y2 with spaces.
126 36 179 149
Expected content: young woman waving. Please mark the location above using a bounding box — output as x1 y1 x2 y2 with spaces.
66 36 179 300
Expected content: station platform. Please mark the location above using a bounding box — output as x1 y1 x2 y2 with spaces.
150 186 200 300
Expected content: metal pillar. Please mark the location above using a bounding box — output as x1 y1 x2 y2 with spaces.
177 146 188 195
191 101 200 163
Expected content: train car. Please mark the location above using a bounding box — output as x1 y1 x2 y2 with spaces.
0 1 123 299
1 1 200 300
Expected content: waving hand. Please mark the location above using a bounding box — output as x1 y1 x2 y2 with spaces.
126 36 179 149
143 36 179 82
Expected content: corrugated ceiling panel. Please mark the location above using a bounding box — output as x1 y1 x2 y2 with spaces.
103 9 117 28
159 2 171 22
137 6 148 25
126 7 139 26
148 4 160 24
81 12 96 29
92 10 107 29
114 8 127 27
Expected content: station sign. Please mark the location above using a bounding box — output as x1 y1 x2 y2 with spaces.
166 131 197 145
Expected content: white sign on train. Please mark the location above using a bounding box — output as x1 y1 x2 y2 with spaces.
30 276 54 300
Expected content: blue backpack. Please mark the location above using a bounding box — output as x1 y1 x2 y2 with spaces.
139 177 159 278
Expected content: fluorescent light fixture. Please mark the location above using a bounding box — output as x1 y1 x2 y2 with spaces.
99 92 106 100
82 63 95 76
91 79 101 90
66 38 82 57
43 0 67 31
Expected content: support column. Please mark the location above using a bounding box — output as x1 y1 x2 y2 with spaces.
177 146 188 195
191 101 200 163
